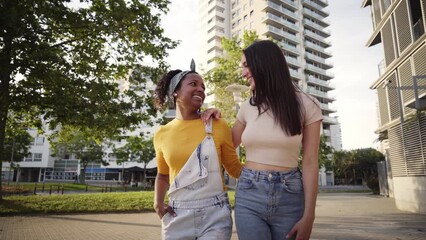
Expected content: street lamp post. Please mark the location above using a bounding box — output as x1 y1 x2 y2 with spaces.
225 84 250 114
224 84 249 187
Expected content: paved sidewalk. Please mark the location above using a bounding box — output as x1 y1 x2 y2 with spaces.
0 193 425 240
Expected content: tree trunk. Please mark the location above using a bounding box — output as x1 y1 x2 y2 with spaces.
79 163 88 184
0 13 15 200
0 64 12 201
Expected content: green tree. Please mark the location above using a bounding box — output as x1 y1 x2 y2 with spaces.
204 31 258 125
331 150 351 184
50 125 108 184
318 135 333 169
0 0 176 198
113 135 155 184
3 115 32 184
331 148 384 186
351 148 385 183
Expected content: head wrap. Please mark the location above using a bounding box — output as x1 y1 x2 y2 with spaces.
167 59 196 102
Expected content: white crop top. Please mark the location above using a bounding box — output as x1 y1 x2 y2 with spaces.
236 92 323 168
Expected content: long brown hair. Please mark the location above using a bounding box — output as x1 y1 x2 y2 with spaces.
243 40 302 136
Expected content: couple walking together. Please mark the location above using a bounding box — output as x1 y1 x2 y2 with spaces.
153 40 323 240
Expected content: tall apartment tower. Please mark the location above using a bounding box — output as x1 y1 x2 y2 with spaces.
197 0 340 151
362 0 426 213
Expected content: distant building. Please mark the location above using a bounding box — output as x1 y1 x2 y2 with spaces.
2 73 159 186
362 0 426 213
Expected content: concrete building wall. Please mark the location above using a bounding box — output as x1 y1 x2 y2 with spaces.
363 0 426 213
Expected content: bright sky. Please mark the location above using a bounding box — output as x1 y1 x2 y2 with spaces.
161 0 384 150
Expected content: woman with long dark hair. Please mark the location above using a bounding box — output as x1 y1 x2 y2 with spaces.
205 40 322 240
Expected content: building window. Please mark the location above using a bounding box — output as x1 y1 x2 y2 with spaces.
24 154 32 162
409 0 424 41
34 136 44 145
23 153 43 162
33 153 42 162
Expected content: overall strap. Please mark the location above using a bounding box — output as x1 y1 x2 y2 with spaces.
205 118 213 134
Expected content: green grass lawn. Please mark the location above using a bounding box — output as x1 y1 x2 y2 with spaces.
0 191 236 216
2 182 150 194
0 185 372 216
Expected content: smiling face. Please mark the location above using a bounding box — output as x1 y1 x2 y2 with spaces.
174 73 206 110
241 54 255 90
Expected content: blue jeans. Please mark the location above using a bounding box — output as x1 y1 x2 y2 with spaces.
235 168 305 240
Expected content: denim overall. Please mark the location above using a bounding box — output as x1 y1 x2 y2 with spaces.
161 119 232 240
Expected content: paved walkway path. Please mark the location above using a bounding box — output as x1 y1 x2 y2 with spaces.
0 193 425 240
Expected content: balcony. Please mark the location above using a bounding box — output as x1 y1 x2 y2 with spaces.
317 0 329 6
302 8 330 25
323 115 338 124
302 0 329 16
302 19 330 37
320 103 337 113
304 30 331 46
267 25 300 44
286 57 302 67
290 69 305 81
307 76 335 90
264 1 299 21
305 64 334 79
304 41 332 57
323 129 331 136
280 41 301 55
281 0 298 10
305 52 333 69
306 87 335 102
263 13 299 32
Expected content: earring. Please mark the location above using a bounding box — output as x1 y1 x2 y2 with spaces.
173 93 177 97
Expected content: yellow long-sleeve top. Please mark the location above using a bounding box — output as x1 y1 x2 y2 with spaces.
154 118 243 188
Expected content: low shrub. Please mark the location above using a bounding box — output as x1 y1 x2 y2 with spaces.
366 177 380 195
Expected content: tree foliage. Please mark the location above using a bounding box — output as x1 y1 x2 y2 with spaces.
113 135 155 182
204 31 258 124
50 125 109 184
331 148 385 186
318 135 333 169
3 114 32 164
0 0 176 196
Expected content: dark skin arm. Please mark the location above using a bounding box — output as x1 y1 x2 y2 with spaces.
153 173 176 219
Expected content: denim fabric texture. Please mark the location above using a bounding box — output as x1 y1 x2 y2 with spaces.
162 119 232 240
235 167 305 240
161 192 232 240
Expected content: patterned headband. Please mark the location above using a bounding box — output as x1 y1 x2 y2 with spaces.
167 59 196 102
167 71 191 101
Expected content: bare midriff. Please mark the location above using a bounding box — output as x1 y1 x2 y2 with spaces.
244 161 295 172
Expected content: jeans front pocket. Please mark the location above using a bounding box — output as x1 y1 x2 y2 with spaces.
282 176 304 194
237 176 254 190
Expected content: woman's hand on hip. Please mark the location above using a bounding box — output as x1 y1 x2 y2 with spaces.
154 202 176 219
